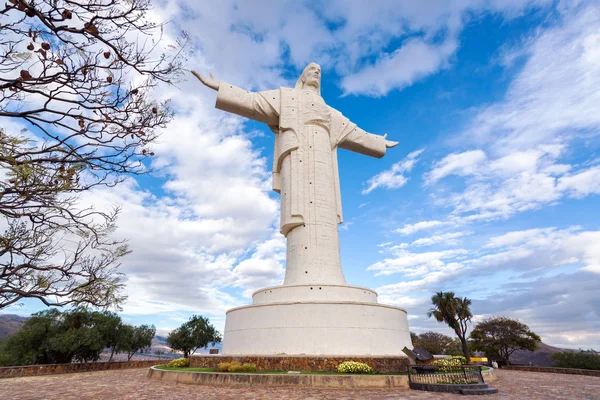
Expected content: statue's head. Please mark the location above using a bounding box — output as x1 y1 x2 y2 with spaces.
295 62 321 94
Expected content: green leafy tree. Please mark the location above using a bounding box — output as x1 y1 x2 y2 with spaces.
166 315 221 358
470 316 541 365
428 291 473 363
0 308 107 365
549 350 600 371
0 0 188 310
417 331 454 355
446 339 468 357
93 311 124 362
410 331 419 347
117 324 155 361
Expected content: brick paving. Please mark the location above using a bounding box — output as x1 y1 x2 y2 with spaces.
0 368 599 399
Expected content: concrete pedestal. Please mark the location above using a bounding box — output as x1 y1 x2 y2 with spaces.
222 284 412 356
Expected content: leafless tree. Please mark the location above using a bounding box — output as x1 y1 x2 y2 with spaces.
0 0 188 309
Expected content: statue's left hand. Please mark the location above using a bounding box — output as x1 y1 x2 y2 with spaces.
191 71 220 91
383 134 399 148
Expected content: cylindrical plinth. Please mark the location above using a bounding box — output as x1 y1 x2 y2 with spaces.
222 301 411 356
252 284 378 304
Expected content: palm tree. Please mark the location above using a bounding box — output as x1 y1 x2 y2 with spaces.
428 291 473 364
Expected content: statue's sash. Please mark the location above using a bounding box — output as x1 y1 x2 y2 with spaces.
272 88 304 234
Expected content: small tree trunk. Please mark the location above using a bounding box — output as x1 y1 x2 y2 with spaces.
108 347 116 362
461 338 471 364
184 350 189 358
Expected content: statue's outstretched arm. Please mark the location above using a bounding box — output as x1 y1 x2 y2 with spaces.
191 71 279 125
337 125 398 158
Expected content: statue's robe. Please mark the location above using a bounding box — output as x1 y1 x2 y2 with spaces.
216 83 386 285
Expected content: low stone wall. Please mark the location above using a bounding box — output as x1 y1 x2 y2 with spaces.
503 366 600 377
190 355 408 373
0 360 166 379
148 367 409 389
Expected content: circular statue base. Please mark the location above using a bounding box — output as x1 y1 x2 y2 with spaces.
221 284 412 356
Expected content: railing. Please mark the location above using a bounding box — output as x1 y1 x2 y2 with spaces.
407 365 484 385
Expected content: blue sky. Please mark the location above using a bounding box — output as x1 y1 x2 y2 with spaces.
3 0 599 350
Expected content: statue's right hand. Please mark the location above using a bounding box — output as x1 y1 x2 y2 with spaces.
191 70 220 91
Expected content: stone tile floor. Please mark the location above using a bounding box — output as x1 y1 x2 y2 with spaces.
0 368 599 399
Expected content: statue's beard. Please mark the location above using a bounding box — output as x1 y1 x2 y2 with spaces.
305 79 320 89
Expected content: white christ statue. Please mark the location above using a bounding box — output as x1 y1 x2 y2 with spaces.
192 63 398 287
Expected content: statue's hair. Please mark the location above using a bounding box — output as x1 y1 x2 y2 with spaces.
295 62 321 95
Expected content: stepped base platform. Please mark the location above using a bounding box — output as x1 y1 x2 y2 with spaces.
409 382 499 395
460 387 499 395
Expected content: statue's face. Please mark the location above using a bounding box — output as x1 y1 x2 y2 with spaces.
303 64 321 89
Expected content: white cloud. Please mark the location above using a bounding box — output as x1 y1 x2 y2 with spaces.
465 5 600 152
371 226 600 347
376 262 466 294
362 149 424 194
394 220 447 235
557 165 600 198
421 5 600 224
425 150 487 184
367 248 468 277
412 232 468 247
341 38 458 97
427 144 600 221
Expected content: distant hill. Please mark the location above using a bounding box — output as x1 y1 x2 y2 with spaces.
0 314 28 340
509 342 566 366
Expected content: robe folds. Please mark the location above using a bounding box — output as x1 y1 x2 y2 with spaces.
215 82 386 285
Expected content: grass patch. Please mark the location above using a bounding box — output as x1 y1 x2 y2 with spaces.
155 366 214 372
154 365 408 375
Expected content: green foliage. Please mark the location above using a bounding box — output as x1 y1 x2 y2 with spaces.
436 378 479 385
410 331 419 347
117 324 156 361
452 356 466 364
166 315 221 358
216 361 236 372
432 357 463 372
0 0 188 311
550 350 600 370
230 363 257 373
337 361 374 374
446 339 467 357
1 308 105 365
416 331 454 355
470 316 541 364
166 358 190 368
428 291 473 363
0 308 155 366
93 311 123 362
216 361 256 372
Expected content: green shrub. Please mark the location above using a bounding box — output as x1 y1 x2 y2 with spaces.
550 351 600 371
166 357 189 368
432 357 463 372
230 363 257 372
216 361 256 372
216 361 237 372
452 356 466 365
337 361 374 374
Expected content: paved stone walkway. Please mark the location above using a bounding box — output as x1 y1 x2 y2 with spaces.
0 368 599 399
